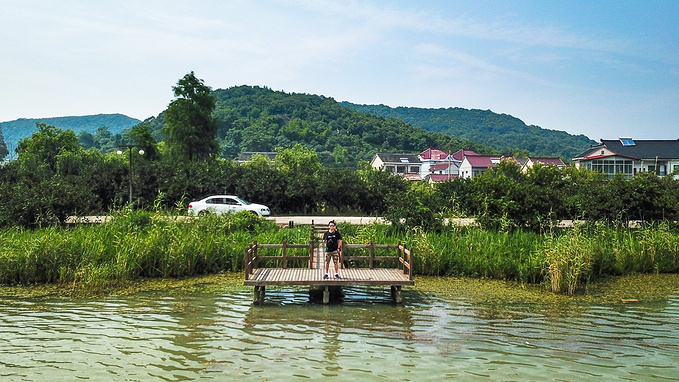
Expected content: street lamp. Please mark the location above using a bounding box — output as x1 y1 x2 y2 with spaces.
117 145 145 205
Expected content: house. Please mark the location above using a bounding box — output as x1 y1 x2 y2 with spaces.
458 155 514 179
371 148 480 181
425 173 458 183
521 157 567 172
572 138 679 179
418 148 448 174
426 161 459 183
450 149 479 166
371 153 422 180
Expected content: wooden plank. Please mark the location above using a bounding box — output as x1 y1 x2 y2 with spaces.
244 267 414 287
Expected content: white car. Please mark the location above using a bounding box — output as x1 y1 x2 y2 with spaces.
187 195 271 217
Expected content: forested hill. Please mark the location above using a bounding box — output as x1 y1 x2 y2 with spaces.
340 103 596 160
1 114 141 158
141 85 492 167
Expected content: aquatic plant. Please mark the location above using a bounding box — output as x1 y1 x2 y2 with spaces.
1 216 678 295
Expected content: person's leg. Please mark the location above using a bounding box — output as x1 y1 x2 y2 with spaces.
324 252 330 278
333 252 340 278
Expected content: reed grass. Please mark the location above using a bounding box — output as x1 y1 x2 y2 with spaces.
1 215 677 295
0 211 281 289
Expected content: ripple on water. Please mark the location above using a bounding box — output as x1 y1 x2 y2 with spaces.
0 281 678 381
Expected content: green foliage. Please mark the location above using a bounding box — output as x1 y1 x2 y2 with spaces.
274 144 323 213
342 102 596 160
543 227 593 294
163 72 219 161
2 114 140 159
136 85 489 168
0 218 678 295
0 124 8 158
0 212 279 287
0 124 113 227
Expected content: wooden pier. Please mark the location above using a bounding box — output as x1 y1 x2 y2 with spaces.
244 224 413 304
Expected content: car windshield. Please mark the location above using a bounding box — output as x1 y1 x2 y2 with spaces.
234 196 250 205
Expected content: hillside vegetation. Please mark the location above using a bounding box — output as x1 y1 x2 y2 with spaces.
2 86 596 164
341 103 596 160
0 114 141 158
139 85 489 168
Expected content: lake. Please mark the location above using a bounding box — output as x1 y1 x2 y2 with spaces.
1 275 678 381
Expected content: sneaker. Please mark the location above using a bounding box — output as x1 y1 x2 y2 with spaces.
323 274 329 279
334 274 341 279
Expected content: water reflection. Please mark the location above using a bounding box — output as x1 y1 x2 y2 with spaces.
0 286 677 381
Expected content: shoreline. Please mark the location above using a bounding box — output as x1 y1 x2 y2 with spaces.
2 272 677 304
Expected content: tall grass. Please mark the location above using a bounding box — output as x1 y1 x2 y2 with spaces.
0 211 283 289
404 222 679 294
1 216 678 294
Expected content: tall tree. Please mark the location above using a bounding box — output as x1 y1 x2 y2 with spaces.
163 72 218 161
0 123 8 159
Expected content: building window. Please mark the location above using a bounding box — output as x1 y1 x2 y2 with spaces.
396 165 406 174
410 166 420 174
588 158 633 178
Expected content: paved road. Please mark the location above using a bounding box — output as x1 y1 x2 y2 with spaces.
268 216 387 226
65 215 390 225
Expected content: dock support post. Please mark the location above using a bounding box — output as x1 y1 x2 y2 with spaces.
323 286 330 304
391 286 403 304
254 286 266 305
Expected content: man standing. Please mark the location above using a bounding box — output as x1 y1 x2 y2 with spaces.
323 220 343 279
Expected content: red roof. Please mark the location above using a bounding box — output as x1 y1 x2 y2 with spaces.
419 148 449 160
430 162 452 171
428 174 457 182
404 174 422 181
529 157 565 166
464 155 516 167
452 149 479 161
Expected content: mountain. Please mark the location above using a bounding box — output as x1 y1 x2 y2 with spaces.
339 103 596 160
139 85 491 167
0 114 141 158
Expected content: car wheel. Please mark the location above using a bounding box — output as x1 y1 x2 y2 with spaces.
198 210 211 216
249 211 259 217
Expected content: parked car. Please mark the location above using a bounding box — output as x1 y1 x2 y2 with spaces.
187 195 271 217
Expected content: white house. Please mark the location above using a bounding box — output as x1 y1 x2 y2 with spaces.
458 155 509 179
520 157 567 172
572 138 679 179
371 153 422 180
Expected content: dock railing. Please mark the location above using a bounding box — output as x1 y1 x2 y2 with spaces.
244 239 315 281
341 240 413 281
244 239 413 281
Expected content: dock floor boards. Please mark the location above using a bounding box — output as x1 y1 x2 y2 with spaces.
244 267 414 287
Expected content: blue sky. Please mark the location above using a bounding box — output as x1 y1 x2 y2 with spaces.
2 0 678 141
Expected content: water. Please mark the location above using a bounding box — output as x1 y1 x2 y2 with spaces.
1 285 678 381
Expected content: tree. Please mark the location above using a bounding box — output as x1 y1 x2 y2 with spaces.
163 72 218 161
129 124 160 160
3 123 102 227
275 144 322 213
0 124 9 159
16 123 81 172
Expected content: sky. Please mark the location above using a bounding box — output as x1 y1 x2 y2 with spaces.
1 0 678 141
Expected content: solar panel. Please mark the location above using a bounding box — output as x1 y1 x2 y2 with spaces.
620 138 635 146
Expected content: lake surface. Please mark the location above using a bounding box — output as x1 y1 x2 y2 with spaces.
1 280 678 381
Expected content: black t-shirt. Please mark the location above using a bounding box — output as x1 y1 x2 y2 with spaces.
323 230 342 252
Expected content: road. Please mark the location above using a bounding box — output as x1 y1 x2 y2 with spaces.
269 216 388 226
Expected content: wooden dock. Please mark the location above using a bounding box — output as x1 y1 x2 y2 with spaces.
244 224 414 304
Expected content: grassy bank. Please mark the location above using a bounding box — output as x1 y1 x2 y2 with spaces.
340 222 679 294
0 211 309 290
1 213 678 295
